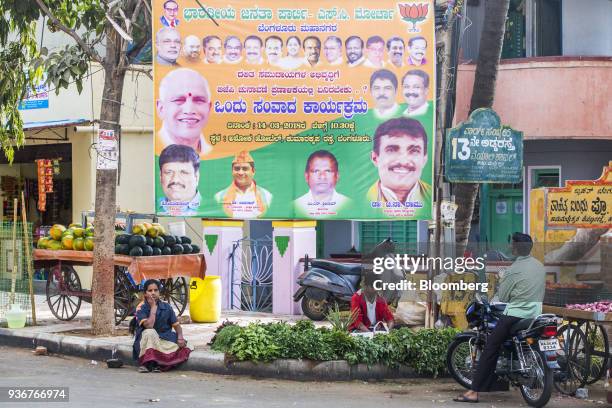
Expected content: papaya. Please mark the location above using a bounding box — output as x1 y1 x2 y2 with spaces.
61 235 74 250
49 225 66 241
37 237 49 249
152 223 166 235
47 240 63 251
73 237 85 251
84 237 94 251
132 223 147 236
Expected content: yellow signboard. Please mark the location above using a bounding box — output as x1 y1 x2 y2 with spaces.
546 161 612 228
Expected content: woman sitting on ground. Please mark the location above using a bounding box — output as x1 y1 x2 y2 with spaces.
130 279 190 372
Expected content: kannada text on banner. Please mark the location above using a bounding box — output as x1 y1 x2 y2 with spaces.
546 162 612 228
153 0 435 220
445 108 523 184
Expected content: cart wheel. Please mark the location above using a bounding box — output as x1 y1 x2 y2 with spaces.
581 322 610 385
46 265 82 321
114 267 133 325
554 324 589 395
160 277 188 316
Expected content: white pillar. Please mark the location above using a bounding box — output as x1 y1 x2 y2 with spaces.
202 220 244 310
272 221 317 315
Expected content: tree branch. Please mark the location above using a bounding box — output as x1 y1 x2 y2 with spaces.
35 0 103 64
139 0 152 17
125 65 152 80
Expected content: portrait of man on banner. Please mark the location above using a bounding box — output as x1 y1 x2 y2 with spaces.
157 144 202 216
214 151 273 219
370 69 401 120
402 69 433 121
223 35 243 64
345 35 365 67
155 27 181 66
160 0 179 28
367 118 432 212
295 150 350 218
156 68 213 158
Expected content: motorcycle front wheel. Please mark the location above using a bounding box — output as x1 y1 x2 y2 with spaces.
446 336 481 389
519 349 553 408
301 296 328 321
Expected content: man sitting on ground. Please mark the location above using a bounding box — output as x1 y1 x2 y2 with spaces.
349 274 395 332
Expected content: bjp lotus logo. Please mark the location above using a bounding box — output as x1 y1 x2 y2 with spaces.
398 3 429 32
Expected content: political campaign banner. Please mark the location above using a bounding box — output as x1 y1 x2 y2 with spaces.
153 0 435 220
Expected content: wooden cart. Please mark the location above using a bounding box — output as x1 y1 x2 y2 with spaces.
543 304 610 395
33 249 206 324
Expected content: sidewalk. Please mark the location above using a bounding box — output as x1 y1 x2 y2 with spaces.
1 294 415 380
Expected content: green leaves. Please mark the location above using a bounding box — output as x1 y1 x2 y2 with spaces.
228 324 280 362
212 321 460 376
45 44 90 95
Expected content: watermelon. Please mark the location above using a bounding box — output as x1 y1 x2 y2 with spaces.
142 245 154 256
129 235 147 248
181 244 193 254
171 244 184 255
129 246 144 257
161 246 172 256
191 244 201 253
181 236 192 244
152 247 162 256
163 235 176 246
153 237 165 249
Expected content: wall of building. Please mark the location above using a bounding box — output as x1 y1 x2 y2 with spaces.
454 59 612 139
523 139 612 233
562 0 612 56
321 220 353 258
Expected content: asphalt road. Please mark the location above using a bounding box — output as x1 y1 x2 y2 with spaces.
0 346 606 408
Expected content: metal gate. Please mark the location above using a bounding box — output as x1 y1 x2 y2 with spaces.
229 237 273 312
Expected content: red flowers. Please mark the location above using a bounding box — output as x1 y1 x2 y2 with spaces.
399 3 429 20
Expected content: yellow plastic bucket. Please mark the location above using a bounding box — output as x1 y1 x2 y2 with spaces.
189 276 221 323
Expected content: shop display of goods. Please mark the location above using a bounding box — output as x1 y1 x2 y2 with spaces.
566 301 612 312
37 223 94 251
546 282 592 289
114 224 200 257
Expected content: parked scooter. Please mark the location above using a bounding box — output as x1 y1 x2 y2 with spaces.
293 238 397 321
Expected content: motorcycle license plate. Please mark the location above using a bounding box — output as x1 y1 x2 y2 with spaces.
539 339 560 351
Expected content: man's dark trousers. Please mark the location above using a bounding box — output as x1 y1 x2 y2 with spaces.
471 315 522 392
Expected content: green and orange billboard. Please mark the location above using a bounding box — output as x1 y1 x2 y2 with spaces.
153 0 435 220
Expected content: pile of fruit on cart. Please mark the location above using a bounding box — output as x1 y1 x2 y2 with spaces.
565 300 612 312
37 223 95 251
114 222 200 257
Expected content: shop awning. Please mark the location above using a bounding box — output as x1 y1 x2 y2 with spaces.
24 118 91 131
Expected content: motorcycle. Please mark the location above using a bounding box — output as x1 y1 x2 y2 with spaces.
293 238 398 321
446 292 561 408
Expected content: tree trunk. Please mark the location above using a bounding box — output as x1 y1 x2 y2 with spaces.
91 27 126 336
454 0 510 253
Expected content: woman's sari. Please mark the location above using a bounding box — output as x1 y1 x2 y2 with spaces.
132 301 190 371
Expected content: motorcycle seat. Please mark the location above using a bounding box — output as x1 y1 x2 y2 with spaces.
310 259 362 276
510 318 534 334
